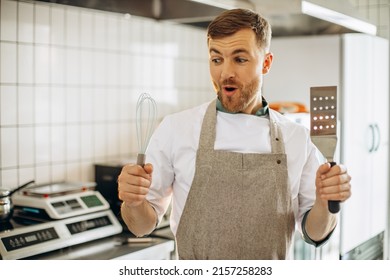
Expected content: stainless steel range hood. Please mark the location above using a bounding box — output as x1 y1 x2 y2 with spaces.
181 0 377 36
36 0 377 36
249 0 377 36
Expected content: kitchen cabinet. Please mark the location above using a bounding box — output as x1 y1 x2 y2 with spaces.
340 34 389 257
264 33 389 259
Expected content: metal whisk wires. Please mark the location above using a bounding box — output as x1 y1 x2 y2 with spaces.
136 93 157 167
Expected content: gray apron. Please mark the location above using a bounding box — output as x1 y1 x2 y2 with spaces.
175 99 295 259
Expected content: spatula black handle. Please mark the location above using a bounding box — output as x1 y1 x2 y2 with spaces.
328 161 340 214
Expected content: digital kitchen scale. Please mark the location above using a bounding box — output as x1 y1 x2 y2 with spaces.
0 182 122 260
12 182 110 219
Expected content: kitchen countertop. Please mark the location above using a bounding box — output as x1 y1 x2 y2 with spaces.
23 230 175 260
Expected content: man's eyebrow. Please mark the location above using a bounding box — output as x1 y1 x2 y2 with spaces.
209 48 250 55
232 48 249 55
209 48 221 54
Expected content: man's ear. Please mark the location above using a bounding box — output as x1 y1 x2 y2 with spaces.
262 52 273 74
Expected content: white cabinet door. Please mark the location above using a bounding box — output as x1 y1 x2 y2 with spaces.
370 37 389 238
340 34 389 255
340 34 373 254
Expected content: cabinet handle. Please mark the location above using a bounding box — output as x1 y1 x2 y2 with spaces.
374 123 381 152
368 124 376 153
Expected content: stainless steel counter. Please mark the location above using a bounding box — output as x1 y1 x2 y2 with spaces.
23 231 175 260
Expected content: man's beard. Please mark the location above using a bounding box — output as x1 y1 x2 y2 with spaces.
216 76 260 113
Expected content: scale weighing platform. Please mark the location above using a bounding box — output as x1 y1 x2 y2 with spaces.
13 182 111 219
0 182 122 260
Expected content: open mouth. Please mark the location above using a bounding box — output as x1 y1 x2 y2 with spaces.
223 85 238 96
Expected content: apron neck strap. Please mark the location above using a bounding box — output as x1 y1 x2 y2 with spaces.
198 99 218 151
269 117 285 154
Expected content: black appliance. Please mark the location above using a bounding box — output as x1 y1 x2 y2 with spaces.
94 163 123 217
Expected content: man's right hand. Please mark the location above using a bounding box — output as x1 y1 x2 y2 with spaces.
117 163 156 236
117 163 153 207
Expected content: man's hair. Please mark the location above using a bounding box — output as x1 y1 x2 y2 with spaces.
207 8 272 52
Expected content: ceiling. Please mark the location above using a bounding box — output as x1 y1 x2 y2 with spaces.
35 0 377 37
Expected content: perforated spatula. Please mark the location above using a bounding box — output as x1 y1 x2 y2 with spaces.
310 86 340 214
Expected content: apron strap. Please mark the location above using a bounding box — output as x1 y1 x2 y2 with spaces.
270 119 285 154
198 99 217 151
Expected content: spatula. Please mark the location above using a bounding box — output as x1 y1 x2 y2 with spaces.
310 86 340 214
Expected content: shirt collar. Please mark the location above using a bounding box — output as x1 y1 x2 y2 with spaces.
216 97 269 117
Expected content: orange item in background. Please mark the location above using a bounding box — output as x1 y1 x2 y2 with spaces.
269 102 308 114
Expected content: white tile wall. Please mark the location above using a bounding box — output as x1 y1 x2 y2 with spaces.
18 44 33 84
0 0 17 41
18 85 34 125
18 126 34 166
1 85 17 125
1 42 17 83
1 127 17 168
35 4 50 44
18 2 33 43
0 0 213 187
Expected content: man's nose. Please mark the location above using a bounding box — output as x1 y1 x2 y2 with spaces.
220 61 236 80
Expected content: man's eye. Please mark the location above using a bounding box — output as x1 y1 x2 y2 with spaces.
211 58 222 64
236 57 248 63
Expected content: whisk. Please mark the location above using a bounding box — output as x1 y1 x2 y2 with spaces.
136 93 157 167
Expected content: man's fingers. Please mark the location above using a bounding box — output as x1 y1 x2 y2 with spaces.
144 163 153 175
118 174 151 188
316 162 352 203
319 172 351 187
317 163 347 179
320 183 352 201
117 163 154 207
122 164 151 179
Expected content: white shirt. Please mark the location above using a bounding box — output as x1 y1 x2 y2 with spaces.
145 100 320 236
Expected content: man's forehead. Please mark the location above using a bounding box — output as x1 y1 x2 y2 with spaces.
208 29 258 53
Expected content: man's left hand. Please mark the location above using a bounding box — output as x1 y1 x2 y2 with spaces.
315 163 352 208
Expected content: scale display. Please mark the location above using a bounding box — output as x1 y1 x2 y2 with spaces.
66 216 112 234
2 227 59 252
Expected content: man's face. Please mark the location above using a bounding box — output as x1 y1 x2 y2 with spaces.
208 28 272 114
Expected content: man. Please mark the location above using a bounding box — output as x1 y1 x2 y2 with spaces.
118 8 352 259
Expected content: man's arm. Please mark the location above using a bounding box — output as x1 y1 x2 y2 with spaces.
304 201 337 242
118 163 157 237
305 162 351 241
121 200 157 237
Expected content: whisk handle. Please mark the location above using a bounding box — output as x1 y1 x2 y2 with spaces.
137 153 146 168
